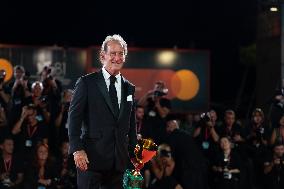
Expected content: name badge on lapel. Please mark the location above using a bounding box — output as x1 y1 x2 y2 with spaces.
127 95 133 102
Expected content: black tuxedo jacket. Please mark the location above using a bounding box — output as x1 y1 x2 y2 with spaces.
68 69 137 171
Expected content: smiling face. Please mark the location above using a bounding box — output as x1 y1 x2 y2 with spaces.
37 145 49 161
100 40 126 75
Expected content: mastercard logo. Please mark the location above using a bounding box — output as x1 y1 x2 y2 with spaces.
0 58 13 82
171 69 200 100
119 68 200 101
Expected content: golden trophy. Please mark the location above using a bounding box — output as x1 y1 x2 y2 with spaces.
123 138 157 189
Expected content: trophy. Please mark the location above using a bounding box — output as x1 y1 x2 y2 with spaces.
123 138 158 189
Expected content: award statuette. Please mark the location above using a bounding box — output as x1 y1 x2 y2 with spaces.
123 138 158 189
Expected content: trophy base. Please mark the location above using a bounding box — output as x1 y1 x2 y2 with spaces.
123 169 144 189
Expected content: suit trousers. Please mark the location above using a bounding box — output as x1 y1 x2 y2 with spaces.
77 169 124 189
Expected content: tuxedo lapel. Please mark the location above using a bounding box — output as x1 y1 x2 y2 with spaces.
95 70 116 117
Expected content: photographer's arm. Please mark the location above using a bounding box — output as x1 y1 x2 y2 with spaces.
12 173 24 187
264 162 274 174
229 168 240 174
210 127 219 142
193 127 201 138
151 159 164 179
12 107 27 134
55 105 64 128
164 159 175 176
155 98 170 118
138 90 153 107
270 129 277 145
42 107 50 124
0 84 10 104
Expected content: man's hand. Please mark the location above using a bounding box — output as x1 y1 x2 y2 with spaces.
73 150 89 171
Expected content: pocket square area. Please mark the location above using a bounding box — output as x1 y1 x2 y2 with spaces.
127 95 133 101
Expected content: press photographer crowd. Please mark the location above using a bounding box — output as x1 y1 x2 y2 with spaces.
1 65 284 189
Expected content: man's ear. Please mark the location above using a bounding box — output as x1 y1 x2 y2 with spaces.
0 144 3 150
99 51 105 63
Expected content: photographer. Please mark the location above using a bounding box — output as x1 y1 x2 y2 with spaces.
55 89 73 145
24 143 58 189
8 66 32 126
165 116 208 189
0 105 9 140
11 104 48 164
25 81 51 124
0 136 24 189
148 143 183 189
212 136 241 189
247 108 270 146
263 142 284 189
138 81 171 144
270 114 284 145
193 111 219 159
246 108 270 189
55 141 76 189
0 69 11 111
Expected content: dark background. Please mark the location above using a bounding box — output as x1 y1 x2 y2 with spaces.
0 0 260 116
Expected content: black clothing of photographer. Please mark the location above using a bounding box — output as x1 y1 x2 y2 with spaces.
138 81 171 144
148 144 183 189
193 112 219 159
212 136 241 189
0 70 11 112
8 66 32 126
263 142 284 189
165 118 208 189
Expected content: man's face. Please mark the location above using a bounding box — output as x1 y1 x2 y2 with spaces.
224 114 235 127
274 145 284 158
220 137 231 151
166 120 177 133
32 84 43 97
253 112 262 124
37 145 48 160
101 41 126 74
136 107 144 120
1 139 14 154
210 110 217 122
14 69 24 80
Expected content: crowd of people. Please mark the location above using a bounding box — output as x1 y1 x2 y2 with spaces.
0 65 284 189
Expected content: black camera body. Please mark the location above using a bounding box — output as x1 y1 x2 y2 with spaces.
0 70 6 83
154 90 167 97
200 112 211 123
159 149 172 158
222 158 232 179
39 96 48 104
255 127 265 141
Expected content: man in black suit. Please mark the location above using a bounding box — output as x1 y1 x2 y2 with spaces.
68 34 137 189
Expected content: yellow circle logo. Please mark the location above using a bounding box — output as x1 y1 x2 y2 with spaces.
171 69 200 100
0 58 13 82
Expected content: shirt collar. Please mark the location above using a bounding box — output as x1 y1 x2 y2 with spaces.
102 67 121 82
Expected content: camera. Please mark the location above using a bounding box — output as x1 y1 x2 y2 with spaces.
200 112 211 123
255 127 264 141
153 81 168 97
0 70 6 83
39 96 48 104
222 157 232 179
154 89 168 97
63 102 70 111
22 71 30 81
159 149 172 158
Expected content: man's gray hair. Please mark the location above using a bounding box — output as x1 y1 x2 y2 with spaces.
100 34 128 56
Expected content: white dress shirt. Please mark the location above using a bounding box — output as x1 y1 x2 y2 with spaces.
102 67 122 108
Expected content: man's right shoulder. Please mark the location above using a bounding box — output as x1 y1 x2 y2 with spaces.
79 70 101 82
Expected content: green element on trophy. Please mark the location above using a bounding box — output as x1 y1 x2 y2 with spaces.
123 169 143 189
123 138 158 189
